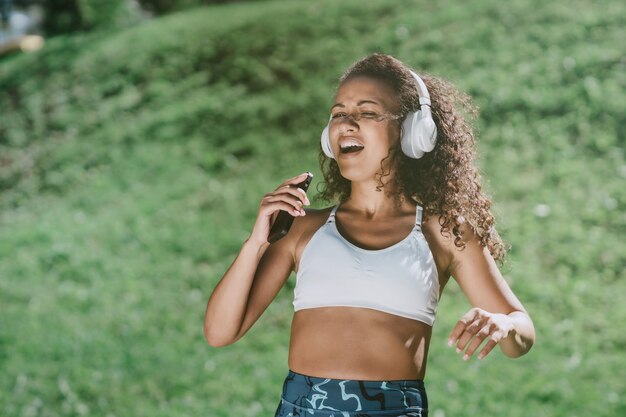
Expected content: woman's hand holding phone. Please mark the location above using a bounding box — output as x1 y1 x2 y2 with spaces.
248 172 312 246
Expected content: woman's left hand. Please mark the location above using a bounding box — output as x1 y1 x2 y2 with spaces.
447 307 516 360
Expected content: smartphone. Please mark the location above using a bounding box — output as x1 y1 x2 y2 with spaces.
268 172 313 244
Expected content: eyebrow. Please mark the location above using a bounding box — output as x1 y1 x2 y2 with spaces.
330 100 381 112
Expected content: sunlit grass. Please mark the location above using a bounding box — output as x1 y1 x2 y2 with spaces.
0 0 624 415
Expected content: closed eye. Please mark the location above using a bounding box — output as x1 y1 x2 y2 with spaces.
330 111 379 119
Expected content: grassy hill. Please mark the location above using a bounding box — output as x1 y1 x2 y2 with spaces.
0 0 624 416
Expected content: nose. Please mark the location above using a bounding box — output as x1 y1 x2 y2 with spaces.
334 114 360 132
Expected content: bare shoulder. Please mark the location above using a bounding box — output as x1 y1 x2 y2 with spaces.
290 206 334 234
420 211 467 278
290 206 335 241
421 212 476 248
421 212 499 284
287 205 335 271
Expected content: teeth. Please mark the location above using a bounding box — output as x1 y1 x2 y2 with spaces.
340 140 363 149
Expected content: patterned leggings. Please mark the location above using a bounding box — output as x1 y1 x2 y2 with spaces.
273 369 428 417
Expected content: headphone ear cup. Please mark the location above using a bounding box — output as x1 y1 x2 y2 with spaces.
321 124 335 159
401 70 438 159
401 109 437 159
414 116 437 152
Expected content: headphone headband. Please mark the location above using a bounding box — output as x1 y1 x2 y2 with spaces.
408 70 432 117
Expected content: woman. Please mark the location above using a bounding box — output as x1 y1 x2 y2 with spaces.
204 53 535 417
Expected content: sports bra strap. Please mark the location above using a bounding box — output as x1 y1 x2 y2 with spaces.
327 204 339 224
415 205 423 229
327 203 423 228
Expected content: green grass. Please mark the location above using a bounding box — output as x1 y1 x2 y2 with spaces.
0 0 624 415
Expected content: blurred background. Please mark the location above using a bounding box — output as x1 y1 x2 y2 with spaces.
0 0 624 416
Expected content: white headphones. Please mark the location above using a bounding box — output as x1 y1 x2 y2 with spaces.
320 70 437 159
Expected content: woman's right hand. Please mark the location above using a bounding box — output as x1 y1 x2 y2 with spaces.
248 172 311 246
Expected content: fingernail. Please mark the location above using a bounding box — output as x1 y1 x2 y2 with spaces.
447 340 453 347
456 347 461 353
477 354 484 360
463 354 469 361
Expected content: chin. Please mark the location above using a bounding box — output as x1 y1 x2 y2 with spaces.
337 167 379 184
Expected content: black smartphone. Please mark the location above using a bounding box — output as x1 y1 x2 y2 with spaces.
267 172 313 244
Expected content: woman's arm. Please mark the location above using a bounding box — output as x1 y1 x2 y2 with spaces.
203 235 294 347
203 173 310 347
443 222 536 360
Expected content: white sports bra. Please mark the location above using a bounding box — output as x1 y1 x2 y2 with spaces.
293 203 440 326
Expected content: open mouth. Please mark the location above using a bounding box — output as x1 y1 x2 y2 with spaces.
339 139 364 154
339 145 365 154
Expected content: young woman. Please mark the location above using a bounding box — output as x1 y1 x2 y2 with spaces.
204 53 535 417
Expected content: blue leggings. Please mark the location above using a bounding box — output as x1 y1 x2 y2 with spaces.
274 369 428 417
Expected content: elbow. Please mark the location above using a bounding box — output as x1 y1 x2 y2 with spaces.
204 332 232 348
203 324 237 348
205 337 233 348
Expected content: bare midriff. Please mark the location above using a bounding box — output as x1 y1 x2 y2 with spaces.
287 306 433 381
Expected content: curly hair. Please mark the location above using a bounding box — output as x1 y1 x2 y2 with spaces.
314 53 509 265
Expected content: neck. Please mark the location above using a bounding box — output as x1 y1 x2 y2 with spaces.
341 181 415 221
